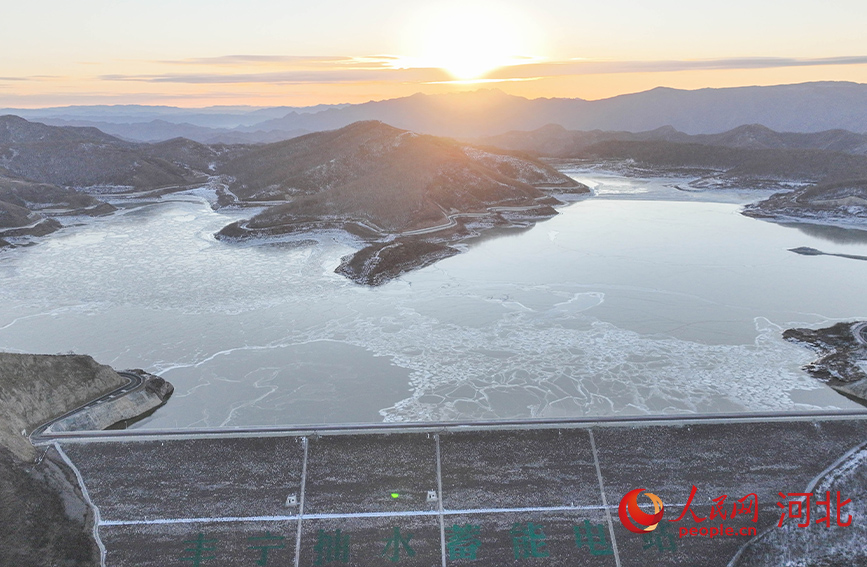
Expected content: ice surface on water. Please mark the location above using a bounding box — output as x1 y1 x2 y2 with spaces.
565 169 786 203
0 179 865 428
343 296 823 420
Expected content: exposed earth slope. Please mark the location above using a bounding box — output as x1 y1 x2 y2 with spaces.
0 445 99 567
0 353 126 460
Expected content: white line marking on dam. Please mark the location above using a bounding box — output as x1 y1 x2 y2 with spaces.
589 429 622 567
101 515 301 526
56 442 107 567
99 504 618 527
435 433 446 567
294 436 309 567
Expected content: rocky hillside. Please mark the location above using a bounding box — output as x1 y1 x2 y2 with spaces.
0 115 210 189
583 141 867 182
481 124 867 225
0 353 175 566
140 136 248 174
0 173 115 244
0 117 585 266
0 116 239 248
0 353 143 567
220 120 575 202
479 124 867 203
0 353 126 460
582 143 867 224
219 121 576 232
0 445 99 567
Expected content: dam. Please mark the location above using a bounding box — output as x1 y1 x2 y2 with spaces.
34 412 867 567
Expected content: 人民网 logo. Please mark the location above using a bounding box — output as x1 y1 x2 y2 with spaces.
618 489 664 533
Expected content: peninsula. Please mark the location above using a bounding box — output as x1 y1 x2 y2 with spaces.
215 121 587 284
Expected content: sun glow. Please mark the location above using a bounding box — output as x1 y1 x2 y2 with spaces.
402 3 542 81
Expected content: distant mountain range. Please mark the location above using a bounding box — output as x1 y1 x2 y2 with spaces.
0 103 346 127
4 81 867 143
34 118 311 146
0 103 342 144
479 123 867 157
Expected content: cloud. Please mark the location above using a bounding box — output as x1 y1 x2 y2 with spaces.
101 66 450 85
98 55 867 86
159 54 352 66
0 75 63 82
483 55 867 81
157 54 402 69
0 89 274 108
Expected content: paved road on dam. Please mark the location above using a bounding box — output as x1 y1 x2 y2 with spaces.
29 371 144 440
46 413 867 567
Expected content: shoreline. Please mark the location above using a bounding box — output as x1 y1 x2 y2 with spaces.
744 210 867 233
783 321 867 407
217 198 570 286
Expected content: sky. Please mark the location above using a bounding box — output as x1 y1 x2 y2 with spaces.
3 0 867 108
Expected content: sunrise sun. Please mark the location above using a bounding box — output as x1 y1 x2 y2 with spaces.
405 3 539 81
